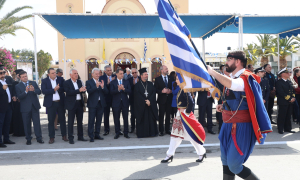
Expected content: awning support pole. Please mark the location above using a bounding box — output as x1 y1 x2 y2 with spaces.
238 16 243 50
277 34 280 71
32 15 38 84
202 38 206 62
240 16 243 50
63 37 67 79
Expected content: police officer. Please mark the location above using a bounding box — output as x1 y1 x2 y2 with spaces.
276 68 296 134
254 67 270 110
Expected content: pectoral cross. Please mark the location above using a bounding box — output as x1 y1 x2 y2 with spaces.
144 90 148 97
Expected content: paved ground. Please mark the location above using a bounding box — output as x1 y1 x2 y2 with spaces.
1 104 300 179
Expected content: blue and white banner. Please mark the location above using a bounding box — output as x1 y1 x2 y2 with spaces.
154 0 220 99
143 39 147 61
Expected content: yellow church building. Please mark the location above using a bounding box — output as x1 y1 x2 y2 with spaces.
56 0 189 83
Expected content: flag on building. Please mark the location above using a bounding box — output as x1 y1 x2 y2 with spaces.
102 41 106 60
143 39 147 61
154 0 220 99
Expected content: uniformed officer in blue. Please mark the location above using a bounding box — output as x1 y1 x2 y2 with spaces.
254 67 270 110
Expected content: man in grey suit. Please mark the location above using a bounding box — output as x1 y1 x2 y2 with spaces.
15 71 44 145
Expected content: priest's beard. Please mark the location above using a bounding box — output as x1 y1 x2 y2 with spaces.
226 63 236 73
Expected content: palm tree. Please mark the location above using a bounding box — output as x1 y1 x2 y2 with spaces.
271 37 299 69
255 34 275 66
294 36 300 45
0 0 33 39
243 43 259 66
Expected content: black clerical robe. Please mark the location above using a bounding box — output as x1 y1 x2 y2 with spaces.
134 81 158 138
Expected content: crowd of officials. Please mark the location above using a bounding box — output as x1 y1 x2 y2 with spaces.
0 62 298 147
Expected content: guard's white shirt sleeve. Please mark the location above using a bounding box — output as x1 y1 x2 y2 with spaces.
230 78 245 92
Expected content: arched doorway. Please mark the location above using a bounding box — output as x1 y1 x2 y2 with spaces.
87 58 99 80
151 58 162 82
114 52 137 71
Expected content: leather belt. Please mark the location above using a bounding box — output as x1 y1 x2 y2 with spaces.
53 100 60 102
76 100 81 102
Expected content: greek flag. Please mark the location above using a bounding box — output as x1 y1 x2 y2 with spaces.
143 39 147 61
155 0 220 98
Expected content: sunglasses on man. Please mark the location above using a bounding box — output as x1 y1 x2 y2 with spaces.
0 72 5 75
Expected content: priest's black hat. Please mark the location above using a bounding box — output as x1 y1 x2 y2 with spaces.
138 68 148 75
14 69 24 75
0 64 4 70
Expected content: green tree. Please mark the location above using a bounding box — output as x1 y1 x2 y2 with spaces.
254 34 275 66
271 37 299 69
243 43 259 66
294 36 300 45
12 49 52 79
0 0 33 39
11 48 34 61
37 50 52 78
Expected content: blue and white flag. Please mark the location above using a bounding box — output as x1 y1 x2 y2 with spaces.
155 0 220 99
144 40 147 60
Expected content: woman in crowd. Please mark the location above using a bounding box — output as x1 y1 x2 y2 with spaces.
293 68 300 125
170 71 179 124
161 74 206 163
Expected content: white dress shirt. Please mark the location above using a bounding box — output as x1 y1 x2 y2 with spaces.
49 77 60 101
72 79 81 100
0 79 11 103
118 79 123 85
118 78 123 93
162 75 168 84
230 68 245 92
93 78 100 100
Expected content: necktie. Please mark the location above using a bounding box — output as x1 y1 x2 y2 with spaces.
164 76 168 87
119 80 122 85
207 91 211 96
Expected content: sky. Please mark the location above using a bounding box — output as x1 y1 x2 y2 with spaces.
0 0 300 61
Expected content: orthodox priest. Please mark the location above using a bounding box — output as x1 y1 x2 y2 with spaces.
134 68 158 138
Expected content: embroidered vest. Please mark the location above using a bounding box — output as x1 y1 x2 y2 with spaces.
224 88 248 111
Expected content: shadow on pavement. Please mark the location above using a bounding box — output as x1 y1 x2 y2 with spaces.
124 162 199 180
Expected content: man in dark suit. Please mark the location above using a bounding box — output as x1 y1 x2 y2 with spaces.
264 64 276 124
86 68 108 142
64 69 87 144
128 68 141 133
276 68 296 134
154 65 173 136
100 65 116 136
197 91 216 134
41 68 67 144
15 71 44 145
110 69 131 139
0 66 15 147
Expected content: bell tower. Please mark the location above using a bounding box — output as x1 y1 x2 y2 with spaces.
170 0 189 13
56 0 85 13
56 0 86 80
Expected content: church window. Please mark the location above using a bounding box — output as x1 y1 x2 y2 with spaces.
122 10 126 14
